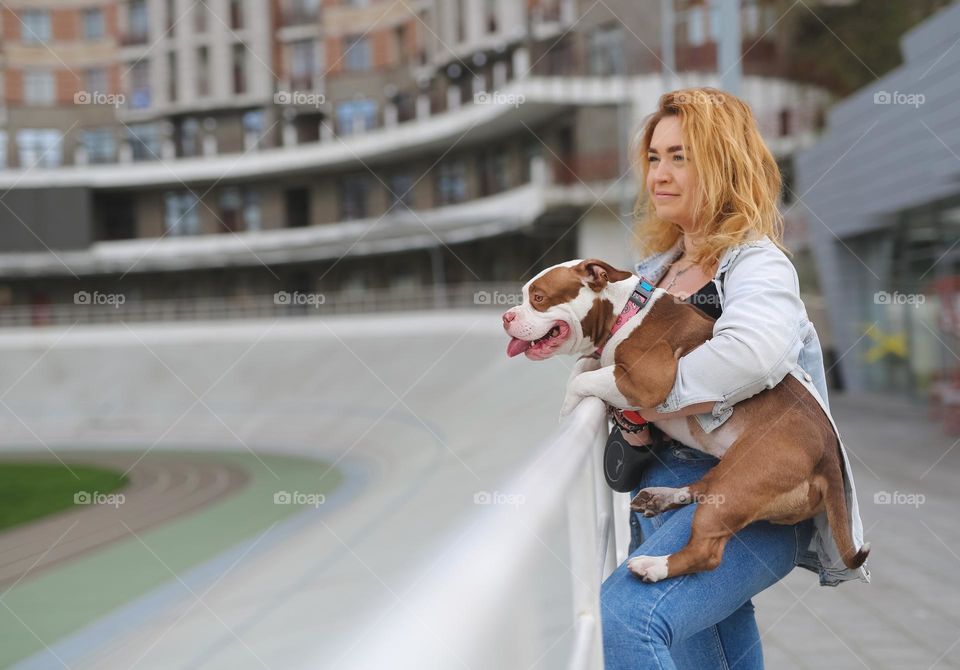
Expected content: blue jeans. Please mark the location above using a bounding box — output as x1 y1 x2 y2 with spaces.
600 444 815 669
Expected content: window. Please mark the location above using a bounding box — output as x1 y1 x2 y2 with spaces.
394 25 407 65
336 99 377 135
218 187 243 232
233 44 247 94
194 1 208 32
229 0 243 29
587 24 625 76
22 10 51 43
344 35 371 71
83 8 105 40
24 70 55 106
0 131 6 169
129 0 149 39
477 150 508 196
167 52 177 102
129 60 151 108
455 0 466 42
290 40 316 90
81 128 116 164
484 0 497 33
196 47 210 97
339 174 371 220
180 118 200 157
244 190 261 231
686 5 705 46
388 174 415 209
85 67 109 94
164 191 201 236
435 161 467 206
17 129 62 168
127 123 160 161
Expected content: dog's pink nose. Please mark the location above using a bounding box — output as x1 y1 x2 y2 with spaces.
502 311 516 325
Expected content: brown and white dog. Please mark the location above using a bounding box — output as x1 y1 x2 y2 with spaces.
502 258 870 583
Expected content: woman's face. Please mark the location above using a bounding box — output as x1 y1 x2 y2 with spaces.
645 116 699 231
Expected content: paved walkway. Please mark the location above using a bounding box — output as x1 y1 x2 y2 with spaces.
754 392 960 670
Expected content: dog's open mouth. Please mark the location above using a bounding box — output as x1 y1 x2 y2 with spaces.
506 321 570 359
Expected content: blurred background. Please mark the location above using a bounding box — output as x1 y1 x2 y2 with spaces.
0 0 958 668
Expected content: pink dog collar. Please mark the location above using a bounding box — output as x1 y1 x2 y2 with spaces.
592 276 655 358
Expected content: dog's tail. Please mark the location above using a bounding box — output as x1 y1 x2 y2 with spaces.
822 440 870 571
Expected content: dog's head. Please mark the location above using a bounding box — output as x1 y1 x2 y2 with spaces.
502 259 634 360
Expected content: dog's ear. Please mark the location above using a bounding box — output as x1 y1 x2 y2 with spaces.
576 259 633 292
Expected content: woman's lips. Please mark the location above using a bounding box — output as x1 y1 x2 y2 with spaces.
654 192 679 199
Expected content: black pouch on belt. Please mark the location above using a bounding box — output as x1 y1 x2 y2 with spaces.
603 424 668 493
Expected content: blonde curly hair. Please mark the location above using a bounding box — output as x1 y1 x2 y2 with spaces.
631 87 790 267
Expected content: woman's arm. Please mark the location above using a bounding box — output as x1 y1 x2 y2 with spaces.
649 242 806 427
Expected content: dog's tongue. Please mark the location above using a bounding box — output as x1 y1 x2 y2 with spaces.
506 337 532 358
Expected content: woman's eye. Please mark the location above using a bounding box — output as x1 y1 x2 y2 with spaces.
648 155 659 163
673 154 685 162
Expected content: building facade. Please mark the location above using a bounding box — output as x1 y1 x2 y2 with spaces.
0 0 833 323
796 2 960 399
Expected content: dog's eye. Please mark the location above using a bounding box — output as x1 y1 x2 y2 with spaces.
533 294 544 303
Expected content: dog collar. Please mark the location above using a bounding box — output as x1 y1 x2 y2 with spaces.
590 275 655 359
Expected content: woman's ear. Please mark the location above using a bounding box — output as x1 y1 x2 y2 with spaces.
576 259 633 292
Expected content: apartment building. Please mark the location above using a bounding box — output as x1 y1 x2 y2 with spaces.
0 0 834 320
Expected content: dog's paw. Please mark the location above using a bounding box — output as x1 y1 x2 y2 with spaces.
627 555 669 583
630 486 690 517
559 392 582 420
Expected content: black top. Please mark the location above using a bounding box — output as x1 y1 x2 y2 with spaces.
684 280 722 320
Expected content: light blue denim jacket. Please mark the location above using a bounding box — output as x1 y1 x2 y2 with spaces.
635 235 870 587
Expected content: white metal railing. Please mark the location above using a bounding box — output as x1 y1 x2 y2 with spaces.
336 397 629 670
0 283 526 328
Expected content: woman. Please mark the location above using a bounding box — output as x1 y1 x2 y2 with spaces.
600 88 869 669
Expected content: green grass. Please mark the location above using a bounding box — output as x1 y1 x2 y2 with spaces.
0 463 128 532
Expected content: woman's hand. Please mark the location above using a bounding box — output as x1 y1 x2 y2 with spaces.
620 425 654 447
